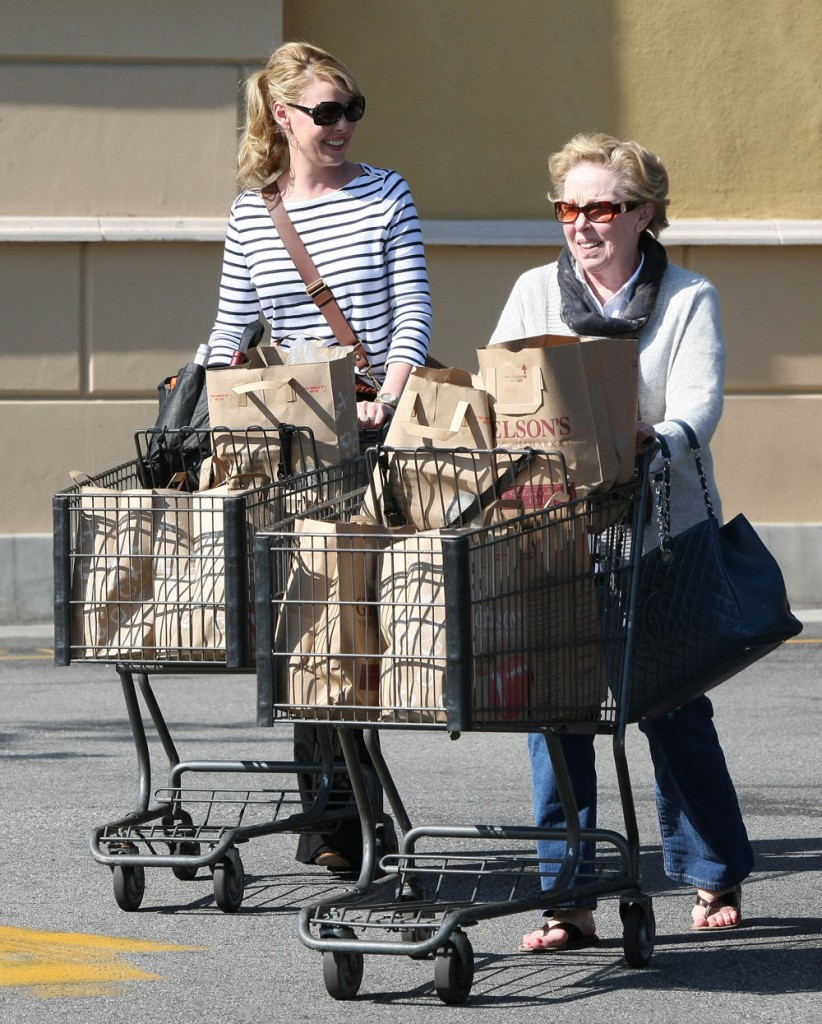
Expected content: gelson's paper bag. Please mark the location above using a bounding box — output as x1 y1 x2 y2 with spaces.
478 336 638 501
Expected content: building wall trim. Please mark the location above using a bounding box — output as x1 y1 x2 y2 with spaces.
1 217 820 246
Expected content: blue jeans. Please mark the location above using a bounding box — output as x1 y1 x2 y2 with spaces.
528 695 754 909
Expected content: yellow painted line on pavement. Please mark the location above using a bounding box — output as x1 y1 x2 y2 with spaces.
0 648 53 660
0 924 205 998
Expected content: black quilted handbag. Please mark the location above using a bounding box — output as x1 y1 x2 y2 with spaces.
626 420 803 722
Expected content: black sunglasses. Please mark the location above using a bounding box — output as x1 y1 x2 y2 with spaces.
554 200 640 224
286 96 366 126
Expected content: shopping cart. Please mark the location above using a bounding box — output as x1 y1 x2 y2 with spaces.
254 444 656 1002
53 424 368 912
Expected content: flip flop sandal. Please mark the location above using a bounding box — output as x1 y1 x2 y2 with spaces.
692 885 742 931
519 921 600 953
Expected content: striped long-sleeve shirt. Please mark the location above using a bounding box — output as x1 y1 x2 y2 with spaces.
207 164 432 383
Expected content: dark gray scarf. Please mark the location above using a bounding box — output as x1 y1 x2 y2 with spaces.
557 232 668 337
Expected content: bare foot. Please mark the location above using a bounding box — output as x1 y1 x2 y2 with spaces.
692 887 742 930
519 908 597 951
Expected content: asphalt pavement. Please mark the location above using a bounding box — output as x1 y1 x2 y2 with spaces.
1 617 820 1023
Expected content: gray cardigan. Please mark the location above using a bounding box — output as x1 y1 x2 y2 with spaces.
488 258 726 540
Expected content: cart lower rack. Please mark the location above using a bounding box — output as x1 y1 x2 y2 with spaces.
90 665 387 912
253 445 655 1002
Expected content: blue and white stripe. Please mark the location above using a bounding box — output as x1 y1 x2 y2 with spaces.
208 164 432 382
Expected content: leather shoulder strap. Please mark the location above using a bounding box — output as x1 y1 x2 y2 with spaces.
261 180 365 360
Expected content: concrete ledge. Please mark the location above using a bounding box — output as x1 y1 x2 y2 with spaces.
3 524 820 627
753 523 822 609
1 217 820 246
1 534 55 625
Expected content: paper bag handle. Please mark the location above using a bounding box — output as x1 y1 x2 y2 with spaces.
401 395 478 440
231 378 298 406
69 469 98 487
484 366 546 414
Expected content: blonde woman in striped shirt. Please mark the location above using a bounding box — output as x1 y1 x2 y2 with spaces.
206 41 432 434
207 41 432 870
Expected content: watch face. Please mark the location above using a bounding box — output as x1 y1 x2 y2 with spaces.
377 392 400 407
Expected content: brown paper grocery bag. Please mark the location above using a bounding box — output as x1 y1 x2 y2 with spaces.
71 487 155 659
376 497 605 727
206 344 359 477
151 483 253 662
578 338 639 487
469 502 534 723
380 366 496 529
378 530 448 724
478 335 638 500
274 517 390 720
470 497 606 724
349 501 607 729
380 502 528 726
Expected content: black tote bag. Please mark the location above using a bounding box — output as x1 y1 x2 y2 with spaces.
626 421 802 722
138 322 264 488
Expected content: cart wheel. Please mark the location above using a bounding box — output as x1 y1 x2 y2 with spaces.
434 930 474 1005
401 922 433 945
322 928 363 1001
213 848 244 913
170 841 201 881
398 894 433 946
622 902 655 967
112 864 145 912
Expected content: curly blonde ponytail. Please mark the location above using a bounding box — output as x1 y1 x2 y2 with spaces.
236 41 361 189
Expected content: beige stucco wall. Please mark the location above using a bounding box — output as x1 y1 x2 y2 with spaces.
2 1 284 215
286 0 822 220
1 0 820 620
0 63 241 216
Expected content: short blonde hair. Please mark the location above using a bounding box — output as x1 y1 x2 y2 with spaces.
236 41 361 188
548 133 670 237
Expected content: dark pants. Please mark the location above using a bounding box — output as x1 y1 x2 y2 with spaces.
293 723 397 867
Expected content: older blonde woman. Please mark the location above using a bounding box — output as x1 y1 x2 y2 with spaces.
490 133 753 951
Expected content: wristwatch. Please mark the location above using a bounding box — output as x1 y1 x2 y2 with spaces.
375 392 400 409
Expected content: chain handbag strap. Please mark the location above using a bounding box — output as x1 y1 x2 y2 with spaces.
653 436 673 559
654 419 717 560
670 418 715 517
260 179 381 392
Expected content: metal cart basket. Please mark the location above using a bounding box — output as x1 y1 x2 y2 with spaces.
253 445 655 1002
53 425 369 912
